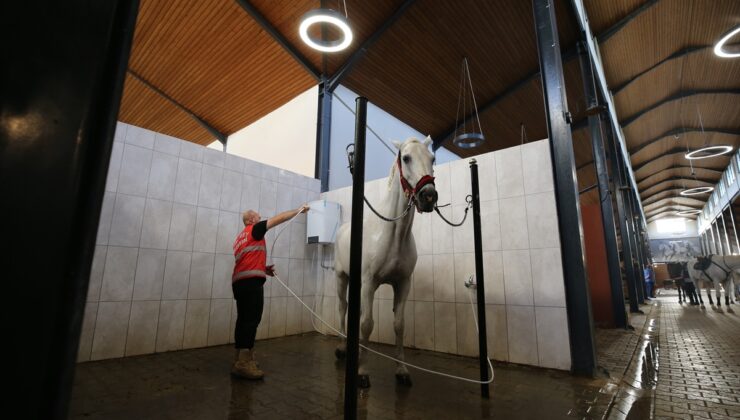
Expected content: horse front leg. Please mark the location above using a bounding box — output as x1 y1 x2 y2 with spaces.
358 281 376 388
392 279 412 386
335 273 349 359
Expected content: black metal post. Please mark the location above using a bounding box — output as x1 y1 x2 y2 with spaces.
616 147 645 305
469 159 490 398
315 78 333 192
344 97 367 419
625 189 646 303
577 43 628 328
532 0 596 376
608 124 640 313
2 0 139 417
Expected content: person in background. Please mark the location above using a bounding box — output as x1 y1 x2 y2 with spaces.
230 205 309 380
643 263 656 299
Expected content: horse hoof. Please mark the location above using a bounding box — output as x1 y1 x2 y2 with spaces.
335 348 346 360
358 374 371 388
395 373 413 386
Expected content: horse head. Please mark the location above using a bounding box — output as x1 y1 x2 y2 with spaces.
393 136 438 213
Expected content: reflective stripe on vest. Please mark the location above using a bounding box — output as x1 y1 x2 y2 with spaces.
235 245 267 261
233 269 267 280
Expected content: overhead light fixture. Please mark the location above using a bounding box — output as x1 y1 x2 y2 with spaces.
684 145 733 160
714 26 740 58
680 186 714 196
676 209 702 216
299 9 353 53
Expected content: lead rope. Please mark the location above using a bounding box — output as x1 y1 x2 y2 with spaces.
347 143 416 222
268 212 494 385
434 195 473 227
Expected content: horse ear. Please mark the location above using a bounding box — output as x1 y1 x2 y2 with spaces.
392 140 402 150
423 135 432 146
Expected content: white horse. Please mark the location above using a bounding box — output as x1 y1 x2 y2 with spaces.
334 136 438 388
687 255 739 306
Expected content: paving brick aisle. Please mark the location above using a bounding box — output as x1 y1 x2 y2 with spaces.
654 291 740 419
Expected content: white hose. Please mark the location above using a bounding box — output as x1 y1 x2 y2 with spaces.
268 211 495 385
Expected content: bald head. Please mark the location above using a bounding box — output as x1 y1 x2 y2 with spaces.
242 210 260 226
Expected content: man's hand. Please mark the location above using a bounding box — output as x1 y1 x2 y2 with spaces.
266 264 276 277
299 204 310 214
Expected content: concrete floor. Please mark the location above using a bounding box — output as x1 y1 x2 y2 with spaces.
69 289 740 419
70 335 611 419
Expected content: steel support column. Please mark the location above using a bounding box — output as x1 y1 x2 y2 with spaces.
532 0 596 376
626 189 647 303
577 43 627 328
2 0 139 417
315 78 333 192
606 118 641 313
344 97 368 419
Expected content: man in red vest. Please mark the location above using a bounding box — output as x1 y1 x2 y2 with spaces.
231 204 309 379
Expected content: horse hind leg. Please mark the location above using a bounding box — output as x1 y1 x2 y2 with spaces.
335 273 349 359
392 280 412 386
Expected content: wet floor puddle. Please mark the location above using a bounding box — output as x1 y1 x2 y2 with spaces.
607 303 660 419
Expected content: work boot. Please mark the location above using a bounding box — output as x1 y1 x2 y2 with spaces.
231 349 264 380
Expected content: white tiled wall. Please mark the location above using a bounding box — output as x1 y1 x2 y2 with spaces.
313 139 571 370
78 123 321 362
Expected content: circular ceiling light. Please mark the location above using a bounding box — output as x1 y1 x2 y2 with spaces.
299 9 353 53
714 26 740 58
454 132 485 149
684 145 733 160
680 186 714 196
676 209 702 216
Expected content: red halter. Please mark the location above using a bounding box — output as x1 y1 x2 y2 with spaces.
397 151 435 202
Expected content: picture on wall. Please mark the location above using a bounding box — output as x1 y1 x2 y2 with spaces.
649 237 702 262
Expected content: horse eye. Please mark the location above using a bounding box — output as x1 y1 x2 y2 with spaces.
403 155 411 163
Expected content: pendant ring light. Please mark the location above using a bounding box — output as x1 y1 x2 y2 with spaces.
676 209 702 216
684 145 733 160
453 57 486 149
680 186 714 196
714 26 740 58
299 9 353 53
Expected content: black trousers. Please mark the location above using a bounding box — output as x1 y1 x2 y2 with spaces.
233 278 266 349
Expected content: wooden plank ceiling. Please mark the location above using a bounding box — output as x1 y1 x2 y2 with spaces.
584 0 740 221
119 0 740 220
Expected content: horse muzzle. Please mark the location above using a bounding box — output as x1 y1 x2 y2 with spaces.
415 184 438 213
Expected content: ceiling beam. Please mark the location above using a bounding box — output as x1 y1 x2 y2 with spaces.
433 0 662 151
640 179 713 198
234 0 321 80
127 70 227 144
432 68 541 150
634 165 724 179
645 205 702 217
638 176 717 192
644 197 705 210
629 127 740 156
613 45 710 94
647 210 699 222
631 148 730 172
328 0 418 92
642 189 699 205
596 0 661 44
621 89 740 127
574 127 740 170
